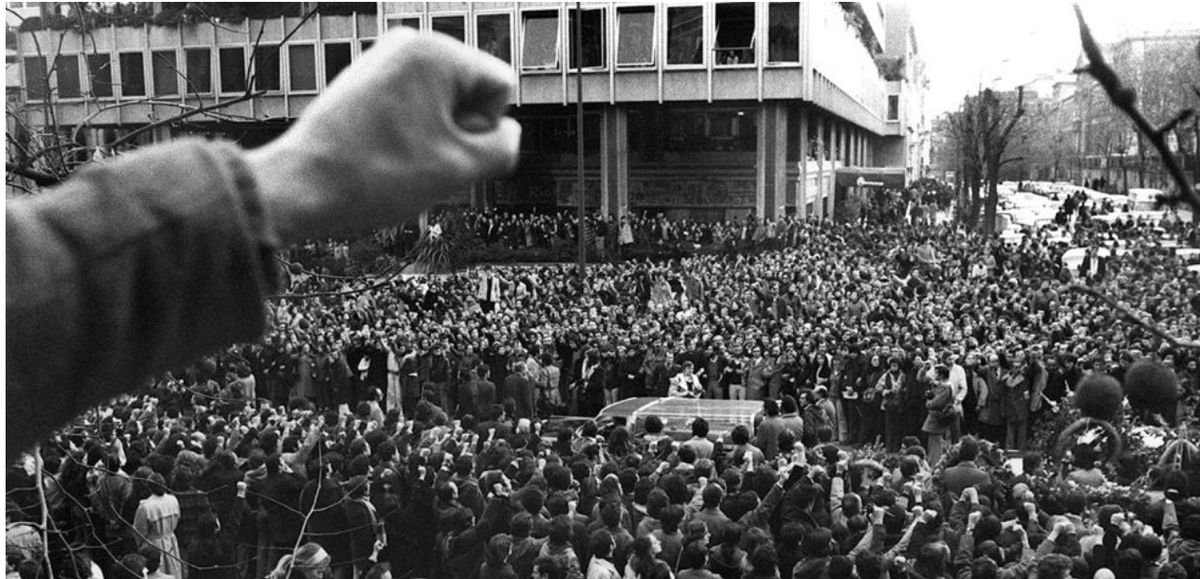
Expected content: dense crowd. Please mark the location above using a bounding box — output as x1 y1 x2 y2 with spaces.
364 195 941 266
8 204 1200 579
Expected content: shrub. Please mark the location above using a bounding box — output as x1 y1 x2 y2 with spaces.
1074 373 1124 422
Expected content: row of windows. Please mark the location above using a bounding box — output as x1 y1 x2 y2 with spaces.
388 2 801 71
22 40 373 101
21 3 802 100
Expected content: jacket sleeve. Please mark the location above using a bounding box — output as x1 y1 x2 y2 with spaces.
7 140 280 455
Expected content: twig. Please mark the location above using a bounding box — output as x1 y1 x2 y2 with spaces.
6 162 62 186
269 263 409 300
1073 4 1200 214
1064 283 1200 350
34 446 53 579
105 91 266 150
1158 109 1195 138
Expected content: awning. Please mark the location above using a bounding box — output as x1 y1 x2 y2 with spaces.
834 166 907 188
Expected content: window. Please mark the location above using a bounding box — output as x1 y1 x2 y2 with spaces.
568 8 605 69
663 109 756 152
219 47 246 93
387 17 419 30
887 95 899 121
522 11 560 70
86 54 113 98
119 52 145 97
23 57 48 100
617 6 655 67
714 3 755 65
767 3 799 63
666 6 703 65
519 115 601 154
289 45 317 91
361 40 374 53
254 46 281 91
152 50 179 96
324 43 352 84
185 48 212 93
432 15 465 43
55 54 81 98
477 13 512 63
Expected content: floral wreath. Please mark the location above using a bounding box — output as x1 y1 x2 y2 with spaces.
1053 417 1123 467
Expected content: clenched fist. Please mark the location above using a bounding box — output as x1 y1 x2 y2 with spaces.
250 28 521 244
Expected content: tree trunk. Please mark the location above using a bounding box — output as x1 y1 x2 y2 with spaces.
1121 155 1128 194
965 171 982 231
1192 118 1199 185
1136 132 1147 188
982 162 1000 234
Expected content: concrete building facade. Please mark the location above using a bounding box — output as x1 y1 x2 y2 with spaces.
9 2 928 219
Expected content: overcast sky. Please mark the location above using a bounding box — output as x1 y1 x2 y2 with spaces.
914 1 1200 115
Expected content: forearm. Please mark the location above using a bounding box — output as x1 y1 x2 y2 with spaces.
848 524 874 558
7 140 279 455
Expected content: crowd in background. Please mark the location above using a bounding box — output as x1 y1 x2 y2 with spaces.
7 199 1200 579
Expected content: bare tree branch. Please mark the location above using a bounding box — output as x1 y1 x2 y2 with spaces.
1074 3 1200 214
1065 283 1200 350
105 91 266 150
33 446 53 579
1157 109 1195 138
6 162 62 186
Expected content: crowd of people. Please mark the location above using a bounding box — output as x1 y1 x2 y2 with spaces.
365 199 938 266
8 204 1200 579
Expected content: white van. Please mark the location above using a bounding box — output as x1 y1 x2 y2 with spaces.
1128 188 1164 211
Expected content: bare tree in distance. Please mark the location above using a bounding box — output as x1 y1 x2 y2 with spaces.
942 87 1025 233
1072 4 1200 218
1065 4 1200 352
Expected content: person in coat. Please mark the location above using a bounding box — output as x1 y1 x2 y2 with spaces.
133 473 183 579
922 366 954 466
503 362 537 420
1003 351 1032 451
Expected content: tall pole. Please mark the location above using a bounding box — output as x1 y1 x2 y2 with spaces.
575 2 587 280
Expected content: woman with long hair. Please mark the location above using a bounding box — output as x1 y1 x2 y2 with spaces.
624 535 673 579
266 542 332 579
859 353 887 445
605 426 635 461
480 534 518 579
587 530 621 579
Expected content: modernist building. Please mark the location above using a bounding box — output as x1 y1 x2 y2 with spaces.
8 2 928 220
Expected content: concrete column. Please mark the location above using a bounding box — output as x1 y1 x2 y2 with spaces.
797 107 809 218
840 122 849 165
771 104 787 219
757 102 788 219
601 108 611 217
815 114 825 219
471 182 488 209
756 104 768 218
601 106 629 217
